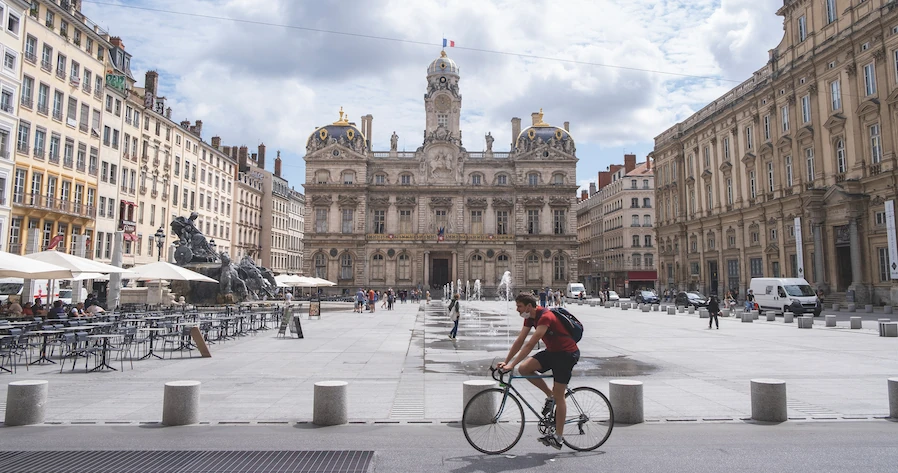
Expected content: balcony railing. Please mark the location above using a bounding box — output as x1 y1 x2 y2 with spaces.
23 51 36 63
16 143 28 154
63 157 73 168
20 97 33 109
48 153 59 164
76 162 85 172
0 103 13 114
139 186 147 195
94 88 102 99
52 110 62 121
869 163 882 176
19 193 95 218
37 104 49 115
82 83 91 95
79 122 88 133
55 69 65 80
88 165 97 176
40 60 52 73
33 149 44 160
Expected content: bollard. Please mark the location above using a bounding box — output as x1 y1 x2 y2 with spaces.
832 303 840 311
880 322 898 337
797 317 813 329
721 309 729 318
783 312 794 323
825 315 837 327
750 379 787 422
742 312 753 323
766 312 776 322
688 307 695 315
667 307 676 315
889 378 898 419
678 307 685 314
641 305 650 313
885 306 894 315
162 380 201 426
865 304 874 313
699 309 709 319
609 380 644 424
652 304 660 312
313 380 348 426
5 380 49 426
850 316 862 329
751 310 759 320
847 303 856 313
605 302 613 309
462 380 497 424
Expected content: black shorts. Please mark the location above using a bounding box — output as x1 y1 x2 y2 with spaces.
532 350 580 385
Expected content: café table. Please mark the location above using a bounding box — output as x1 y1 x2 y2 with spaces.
27 330 63 365
139 327 167 360
87 334 123 372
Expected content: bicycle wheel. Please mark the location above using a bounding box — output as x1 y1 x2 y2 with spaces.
562 387 614 451
462 388 525 455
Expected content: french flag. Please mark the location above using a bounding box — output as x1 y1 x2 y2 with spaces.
442 38 455 48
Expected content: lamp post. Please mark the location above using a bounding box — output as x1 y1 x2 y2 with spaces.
153 226 165 261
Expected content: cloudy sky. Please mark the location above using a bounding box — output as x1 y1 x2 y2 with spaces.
82 0 785 193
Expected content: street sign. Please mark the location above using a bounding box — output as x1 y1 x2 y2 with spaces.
886 200 898 279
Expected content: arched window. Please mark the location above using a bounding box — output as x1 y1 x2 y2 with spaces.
371 254 385 280
471 173 483 186
315 170 330 184
314 253 327 279
496 174 508 185
340 253 353 280
341 171 355 185
527 172 539 186
553 254 566 281
526 253 541 281
470 254 484 281
552 173 564 185
398 253 411 280
632 253 642 268
400 173 412 186
496 254 510 284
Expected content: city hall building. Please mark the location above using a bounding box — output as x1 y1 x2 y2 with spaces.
302 51 578 294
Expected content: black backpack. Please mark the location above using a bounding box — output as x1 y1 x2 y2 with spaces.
539 307 584 342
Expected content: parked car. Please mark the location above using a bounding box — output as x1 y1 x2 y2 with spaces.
675 291 708 308
606 291 620 302
635 291 660 304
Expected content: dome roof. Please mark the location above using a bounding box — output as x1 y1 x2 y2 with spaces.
427 50 459 77
306 107 367 152
515 109 574 151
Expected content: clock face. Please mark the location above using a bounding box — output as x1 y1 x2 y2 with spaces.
436 95 451 111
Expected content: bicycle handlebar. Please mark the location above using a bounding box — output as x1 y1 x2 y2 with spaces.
490 366 511 384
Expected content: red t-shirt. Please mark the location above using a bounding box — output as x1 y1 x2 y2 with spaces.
524 308 579 353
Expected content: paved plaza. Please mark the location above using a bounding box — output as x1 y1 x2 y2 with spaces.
1 299 897 424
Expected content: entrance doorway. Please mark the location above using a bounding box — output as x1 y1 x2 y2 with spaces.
835 246 852 291
707 260 719 296
432 258 450 289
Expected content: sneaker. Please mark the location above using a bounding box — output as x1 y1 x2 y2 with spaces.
538 434 563 450
541 397 556 417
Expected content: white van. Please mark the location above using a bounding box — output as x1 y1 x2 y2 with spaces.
566 282 586 299
749 278 821 316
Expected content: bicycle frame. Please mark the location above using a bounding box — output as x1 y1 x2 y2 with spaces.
491 368 588 428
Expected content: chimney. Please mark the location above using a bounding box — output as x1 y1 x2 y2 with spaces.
646 156 652 171
598 171 611 189
194 120 203 138
239 146 248 166
589 182 597 196
564 121 570 132
511 117 521 147
145 71 159 97
110 36 124 50
624 154 637 173
274 151 282 177
222 145 231 156
580 190 588 201
257 143 266 170
365 114 373 150
180 120 190 129
165 107 172 119
531 112 541 126
211 136 221 149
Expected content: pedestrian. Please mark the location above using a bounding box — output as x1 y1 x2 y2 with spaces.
708 295 720 329
284 290 293 305
539 289 547 308
426 290 431 303
355 288 365 313
745 289 755 311
387 289 395 310
448 293 460 340
368 288 376 313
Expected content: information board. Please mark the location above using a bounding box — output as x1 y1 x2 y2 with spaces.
309 301 321 319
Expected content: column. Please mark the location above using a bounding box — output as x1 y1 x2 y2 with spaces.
423 251 430 288
849 218 862 285
813 223 825 287
452 251 458 283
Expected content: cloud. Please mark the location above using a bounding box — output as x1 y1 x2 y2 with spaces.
82 0 786 192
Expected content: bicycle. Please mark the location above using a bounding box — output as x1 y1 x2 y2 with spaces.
462 366 614 454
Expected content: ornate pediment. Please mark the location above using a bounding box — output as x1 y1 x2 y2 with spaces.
719 160 733 174
368 196 390 207
430 196 454 207
701 169 713 181
741 151 756 166
765 243 779 255
492 197 513 208
310 194 333 206
337 194 359 207
395 195 417 206
871 195 886 206
823 114 847 134
549 196 570 207
521 196 545 207
466 197 488 208
796 126 814 141
886 88 898 105
856 99 880 121
776 135 792 150
685 175 695 185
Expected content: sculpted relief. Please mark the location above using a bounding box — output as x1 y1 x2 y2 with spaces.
426 149 461 184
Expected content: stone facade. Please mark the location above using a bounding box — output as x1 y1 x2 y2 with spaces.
653 0 898 304
303 51 578 294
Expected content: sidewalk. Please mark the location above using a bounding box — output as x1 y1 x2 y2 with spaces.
1 299 896 423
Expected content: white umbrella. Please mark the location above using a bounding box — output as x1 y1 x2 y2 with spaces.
274 274 302 287
24 250 132 274
127 261 218 283
71 272 110 281
0 251 74 279
308 277 337 287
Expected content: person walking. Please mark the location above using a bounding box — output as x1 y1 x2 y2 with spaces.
368 289 376 313
355 288 365 313
708 295 720 329
745 289 755 311
448 293 461 340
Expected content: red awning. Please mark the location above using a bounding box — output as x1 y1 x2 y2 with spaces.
627 271 657 280
124 233 137 241
121 200 136 206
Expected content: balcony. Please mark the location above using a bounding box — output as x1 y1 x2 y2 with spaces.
140 186 147 195
76 161 85 172
88 165 97 176
69 76 80 88
20 97 33 110
82 83 91 94
151 190 158 198
141 154 148 164
48 153 59 164
19 193 95 219
52 110 62 121
129 187 136 194
63 157 73 169
40 60 52 73
55 69 65 81
869 163 882 176
37 104 49 115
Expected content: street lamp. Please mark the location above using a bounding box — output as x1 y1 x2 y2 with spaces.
153 226 165 261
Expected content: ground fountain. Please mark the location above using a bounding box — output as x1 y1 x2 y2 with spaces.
473 279 482 301
465 280 471 301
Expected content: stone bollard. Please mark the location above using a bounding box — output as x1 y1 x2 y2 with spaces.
605 302 613 309
721 309 729 318
688 307 695 315
609 380 644 424
885 306 893 315
162 380 201 426
850 316 862 329
678 307 685 314
797 317 813 329
313 381 349 426
832 303 840 311
621 303 630 311
825 315 837 327
880 322 898 337
751 310 759 320
699 309 709 319
667 307 676 315
652 304 660 312
750 379 787 422
783 312 794 323
865 304 874 313
614 301 620 308
5 380 49 426
641 305 650 313
889 378 898 419
462 380 497 424
741 312 753 323
589 301 596 307
847 303 856 313
766 312 776 322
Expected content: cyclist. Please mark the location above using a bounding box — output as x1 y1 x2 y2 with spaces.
497 293 580 450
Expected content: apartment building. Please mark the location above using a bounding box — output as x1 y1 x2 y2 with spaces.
262 152 290 273
287 186 305 273
0 0 29 251
10 0 112 255
228 143 264 265
576 182 603 296
194 134 234 258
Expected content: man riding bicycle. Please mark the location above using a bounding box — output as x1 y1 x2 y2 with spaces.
498 293 580 450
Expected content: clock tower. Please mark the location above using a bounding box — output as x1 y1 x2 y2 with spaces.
424 50 462 143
